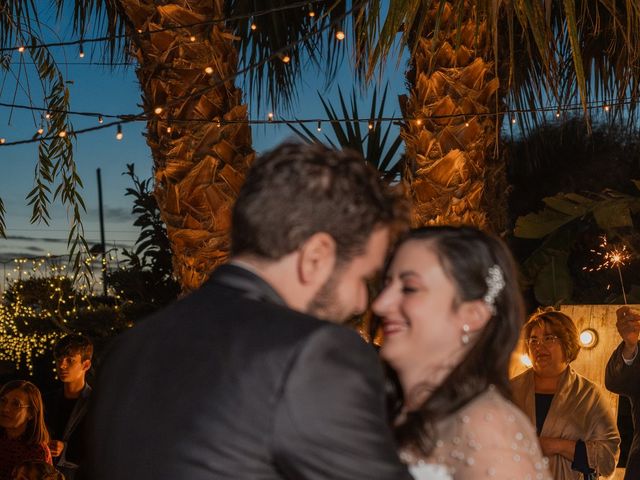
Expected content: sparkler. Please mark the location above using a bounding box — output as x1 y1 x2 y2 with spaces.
583 236 631 303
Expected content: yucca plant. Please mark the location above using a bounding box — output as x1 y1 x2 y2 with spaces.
287 84 403 181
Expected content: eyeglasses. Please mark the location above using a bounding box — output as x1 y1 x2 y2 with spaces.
0 397 30 410
526 334 560 348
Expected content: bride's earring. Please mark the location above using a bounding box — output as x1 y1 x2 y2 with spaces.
461 324 470 345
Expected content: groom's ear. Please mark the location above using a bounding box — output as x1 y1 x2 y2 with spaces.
457 300 492 332
297 232 336 287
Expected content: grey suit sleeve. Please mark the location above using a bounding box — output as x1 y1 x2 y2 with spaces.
605 342 640 398
272 325 412 480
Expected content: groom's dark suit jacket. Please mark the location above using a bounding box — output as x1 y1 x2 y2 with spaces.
86 264 410 480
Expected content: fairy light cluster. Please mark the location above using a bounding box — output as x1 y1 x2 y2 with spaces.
0 253 129 374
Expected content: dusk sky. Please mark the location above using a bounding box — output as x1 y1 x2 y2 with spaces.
0 6 406 263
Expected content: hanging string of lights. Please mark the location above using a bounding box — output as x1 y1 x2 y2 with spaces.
0 0 331 53
0 96 635 147
0 0 359 145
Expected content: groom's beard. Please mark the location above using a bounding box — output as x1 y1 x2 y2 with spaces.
307 266 349 323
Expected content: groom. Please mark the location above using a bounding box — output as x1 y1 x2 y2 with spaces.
86 142 411 480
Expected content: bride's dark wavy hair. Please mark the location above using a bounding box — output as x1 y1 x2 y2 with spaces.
375 225 525 456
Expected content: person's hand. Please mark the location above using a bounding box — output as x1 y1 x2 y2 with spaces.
538 437 557 456
539 437 576 460
616 306 640 352
48 439 64 457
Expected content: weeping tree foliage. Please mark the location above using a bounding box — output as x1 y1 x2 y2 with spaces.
355 0 640 232
0 4 88 276
0 0 351 292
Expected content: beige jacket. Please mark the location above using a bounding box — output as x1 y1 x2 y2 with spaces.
511 367 620 479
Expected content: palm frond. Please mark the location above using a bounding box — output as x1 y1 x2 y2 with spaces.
227 0 349 112
357 0 640 134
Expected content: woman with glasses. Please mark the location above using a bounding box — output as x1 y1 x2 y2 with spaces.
0 381 52 480
511 309 620 479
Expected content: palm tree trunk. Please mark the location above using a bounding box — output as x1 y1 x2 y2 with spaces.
119 0 254 292
401 1 507 233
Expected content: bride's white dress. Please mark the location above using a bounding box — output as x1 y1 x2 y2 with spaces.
402 387 552 480
408 461 453 480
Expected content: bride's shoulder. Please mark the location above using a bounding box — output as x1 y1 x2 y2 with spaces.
456 386 539 450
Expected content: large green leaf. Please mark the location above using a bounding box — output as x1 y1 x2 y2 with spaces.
533 252 573 306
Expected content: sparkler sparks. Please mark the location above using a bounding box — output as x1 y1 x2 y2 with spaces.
583 236 631 303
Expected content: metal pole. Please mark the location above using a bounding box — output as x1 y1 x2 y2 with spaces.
97 168 107 296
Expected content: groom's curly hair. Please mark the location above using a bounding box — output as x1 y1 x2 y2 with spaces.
231 141 408 265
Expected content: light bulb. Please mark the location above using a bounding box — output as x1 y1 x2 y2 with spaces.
98 115 103 124
166 126 172 133
282 55 291 63
45 112 51 120
267 112 274 122
604 104 610 112
336 31 345 41
116 125 123 140
79 44 85 58
309 10 316 17
368 122 374 130
154 107 163 114
204 66 214 74
317 121 322 132
251 23 257 31
58 131 67 138
37 127 44 135
18 46 25 53
189 36 196 42
0 138 5 144
416 118 423 126
511 116 517 124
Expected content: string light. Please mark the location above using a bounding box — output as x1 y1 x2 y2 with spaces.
116 124 123 140
604 104 610 112
45 112 51 120
189 35 196 42
268 112 274 122
79 43 85 58
335 31 345 40
368 122 374 130
58 130 67 138
1 94 638 148
282 55 291 63
204 66 214 74
154 107 163 114
166 126 172 133
0 1 331 53
251 23 257 31
37 127 44 135
416 118 423 126
0 138 5 144
317 120 322 131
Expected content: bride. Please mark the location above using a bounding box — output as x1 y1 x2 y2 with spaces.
373 226 552 480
